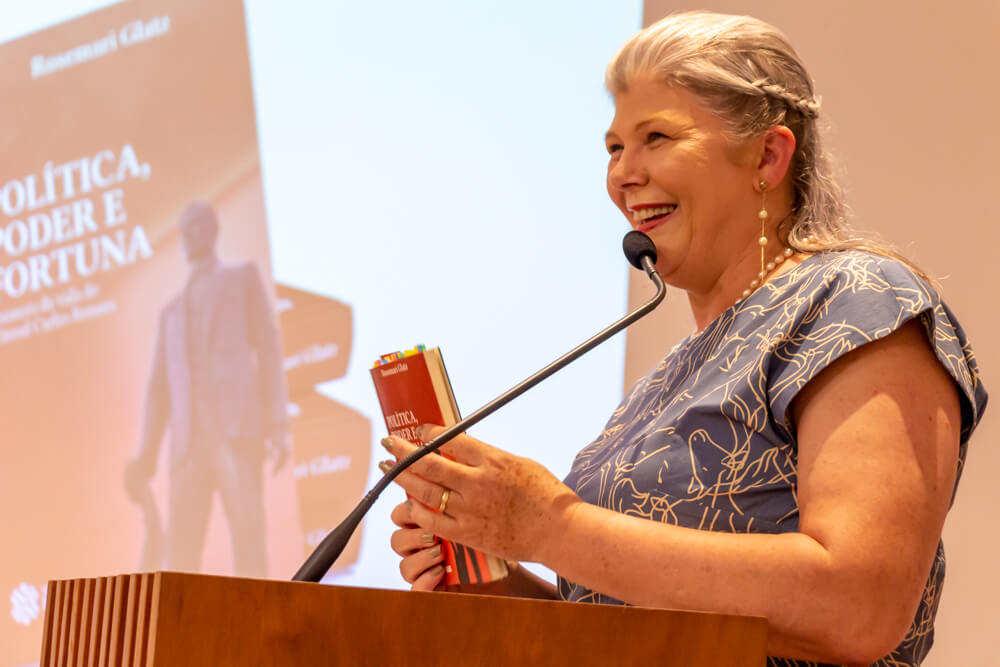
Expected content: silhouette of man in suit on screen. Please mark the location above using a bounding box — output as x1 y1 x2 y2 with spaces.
124 202 288 577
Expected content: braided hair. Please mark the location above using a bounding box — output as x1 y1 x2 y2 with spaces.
606 11 928 280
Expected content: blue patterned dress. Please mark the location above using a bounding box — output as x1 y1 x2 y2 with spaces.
560 250 988 667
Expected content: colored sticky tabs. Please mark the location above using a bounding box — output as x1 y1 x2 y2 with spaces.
373 345 427 367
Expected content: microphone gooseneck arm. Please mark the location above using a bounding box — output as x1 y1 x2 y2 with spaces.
292 235 665 583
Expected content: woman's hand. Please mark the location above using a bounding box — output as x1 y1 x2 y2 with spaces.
380 427 581 564
389 496 561 599
388 500 446 591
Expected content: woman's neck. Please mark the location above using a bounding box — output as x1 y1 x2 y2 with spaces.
686 250 809 332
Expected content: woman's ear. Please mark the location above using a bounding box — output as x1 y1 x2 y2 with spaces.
755 125 796 189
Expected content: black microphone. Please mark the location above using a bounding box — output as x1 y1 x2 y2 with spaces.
292 231 665 583
622 229 658 274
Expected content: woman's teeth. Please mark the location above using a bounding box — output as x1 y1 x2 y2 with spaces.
632 205 676 223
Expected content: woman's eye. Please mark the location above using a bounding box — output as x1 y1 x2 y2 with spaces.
646 131 669 143
606 143 623 155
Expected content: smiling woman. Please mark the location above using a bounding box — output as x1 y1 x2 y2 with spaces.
385 10 987 667
604 79 785 319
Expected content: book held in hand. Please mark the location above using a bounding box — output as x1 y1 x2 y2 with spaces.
370 345 509 585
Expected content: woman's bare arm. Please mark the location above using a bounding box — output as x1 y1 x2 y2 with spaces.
532 320 960 663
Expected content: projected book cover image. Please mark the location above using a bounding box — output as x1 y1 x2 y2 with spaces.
370 346 509 585
0 0 303 662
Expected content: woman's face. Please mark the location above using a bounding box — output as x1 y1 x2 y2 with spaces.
606 78 760 293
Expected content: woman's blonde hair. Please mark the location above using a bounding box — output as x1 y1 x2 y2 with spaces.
607 11 929 280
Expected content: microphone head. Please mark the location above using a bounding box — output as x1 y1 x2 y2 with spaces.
622 231 657 270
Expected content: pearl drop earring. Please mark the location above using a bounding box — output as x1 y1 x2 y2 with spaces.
741 180 793 300
757 180 769 279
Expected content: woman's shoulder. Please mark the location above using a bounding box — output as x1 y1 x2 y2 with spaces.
779 249 936 305
765 248 987 444
754 249 941 337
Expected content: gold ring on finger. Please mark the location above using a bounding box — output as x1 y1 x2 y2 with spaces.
438 487 451 513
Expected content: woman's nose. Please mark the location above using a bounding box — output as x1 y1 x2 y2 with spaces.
607 148 648 192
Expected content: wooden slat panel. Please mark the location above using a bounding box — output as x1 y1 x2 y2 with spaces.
55 580 71 667
96 577 115 667
87 577 106 667
49 581 62 667
67 580 84 666
132 574 152 667
40 581 58 667
76 578 94 667
107 574 130 667
143 574 162 667
119 574 139 666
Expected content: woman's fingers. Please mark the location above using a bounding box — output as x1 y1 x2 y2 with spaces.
411 562 446 592
390 526 438 557
380 438 465 489
381 430 488 476
380 462 463 516
398 543 446 585
418 425 488 466
389 500 415 528
407 493 462 537
389 502 447 590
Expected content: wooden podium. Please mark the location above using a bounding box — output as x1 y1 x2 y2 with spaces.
40 571 767 666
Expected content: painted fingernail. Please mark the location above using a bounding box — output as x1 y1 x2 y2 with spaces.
428 564 444 577
378 460 392 474
428 544 442 559
380 437 393 452
420 532 435 545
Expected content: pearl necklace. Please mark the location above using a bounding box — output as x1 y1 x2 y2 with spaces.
741 246 794 299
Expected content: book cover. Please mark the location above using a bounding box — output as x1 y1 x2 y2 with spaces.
370 347 508 585
0 0 302 660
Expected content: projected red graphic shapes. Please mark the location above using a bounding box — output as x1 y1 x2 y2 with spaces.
276 283 371 570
